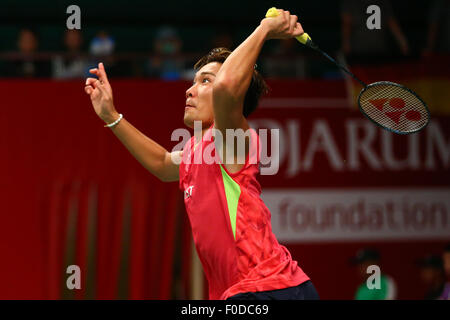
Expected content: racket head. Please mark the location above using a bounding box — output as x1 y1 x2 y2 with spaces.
358 81 430 135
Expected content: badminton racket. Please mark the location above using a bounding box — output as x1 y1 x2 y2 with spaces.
265 7 430 135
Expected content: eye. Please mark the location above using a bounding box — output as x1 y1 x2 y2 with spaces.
202 78 211 83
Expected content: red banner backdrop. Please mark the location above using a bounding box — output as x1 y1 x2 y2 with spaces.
0 78 448 299
250 80 450 299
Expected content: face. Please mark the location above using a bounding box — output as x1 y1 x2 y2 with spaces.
420 267 438 285
65 30 82 51
184 62 221 129
357 261 376 279
18 30 37 53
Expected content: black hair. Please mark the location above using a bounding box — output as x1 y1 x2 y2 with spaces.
194 47 269 118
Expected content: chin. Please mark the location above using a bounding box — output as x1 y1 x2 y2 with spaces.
183 115 195 129
183 112 213 130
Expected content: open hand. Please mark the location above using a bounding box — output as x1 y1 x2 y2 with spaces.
85 62 119 123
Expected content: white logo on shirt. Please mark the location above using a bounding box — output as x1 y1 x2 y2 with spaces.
184 185 194 199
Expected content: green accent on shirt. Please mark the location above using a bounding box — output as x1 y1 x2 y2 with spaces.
220 165 241 240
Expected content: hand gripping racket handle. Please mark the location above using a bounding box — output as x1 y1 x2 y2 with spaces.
265 7 318 50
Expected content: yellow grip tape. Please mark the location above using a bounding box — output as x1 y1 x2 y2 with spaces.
295 33 311 45
265 7 279 18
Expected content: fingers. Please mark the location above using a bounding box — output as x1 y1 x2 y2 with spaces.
293 22 304 37
282 10 290 24
97 62 110 85
280 10 300 37
85 77 106 96
288 15 297 34
89 68 99 76
89 62 109 85
85 77 95 95
85 77 99 88
88 68 103 84
84 85 93 95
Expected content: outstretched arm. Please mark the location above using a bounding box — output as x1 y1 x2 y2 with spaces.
212 9 304 132
85 63 179 182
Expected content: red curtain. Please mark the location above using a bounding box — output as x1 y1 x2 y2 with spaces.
0 80 190 299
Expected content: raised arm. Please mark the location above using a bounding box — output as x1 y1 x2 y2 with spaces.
212 9 304 132
85 63 179 182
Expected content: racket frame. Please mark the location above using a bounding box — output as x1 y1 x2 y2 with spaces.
357 81 431 135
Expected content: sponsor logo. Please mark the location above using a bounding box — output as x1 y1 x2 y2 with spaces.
184 185 194 199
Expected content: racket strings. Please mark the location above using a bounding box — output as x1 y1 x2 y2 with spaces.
359 83 429 134
362 87 425 131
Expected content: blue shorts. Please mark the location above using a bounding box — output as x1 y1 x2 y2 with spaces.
226 280 320 300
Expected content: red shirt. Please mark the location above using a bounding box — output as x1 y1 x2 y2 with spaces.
179 125 309 299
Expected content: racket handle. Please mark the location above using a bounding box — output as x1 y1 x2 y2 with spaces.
295 33 311 45
265 7 317 50
295 33 318 50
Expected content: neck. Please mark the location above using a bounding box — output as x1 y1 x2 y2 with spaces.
202 126 211 137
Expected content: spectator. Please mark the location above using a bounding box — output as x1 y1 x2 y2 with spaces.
423 0 450 55
52 29 88 79
3 28 51 78
439 244 450 300
350 248 397 300
340 0 410 63
89 30 115 56
146 26 185 80
417 254 446 300
89 30 126 77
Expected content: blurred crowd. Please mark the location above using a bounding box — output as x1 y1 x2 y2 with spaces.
0 0 448 80
0 25 235 80
351 243 450 300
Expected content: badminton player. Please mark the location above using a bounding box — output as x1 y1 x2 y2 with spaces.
85 9 319 300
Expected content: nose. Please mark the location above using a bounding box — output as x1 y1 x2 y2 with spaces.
186 83 196 98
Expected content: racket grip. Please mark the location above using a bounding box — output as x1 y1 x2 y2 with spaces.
295 33 311 45
296 33 318 50
265 7 279 18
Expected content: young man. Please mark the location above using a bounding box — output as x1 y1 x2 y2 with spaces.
85 9 318 300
